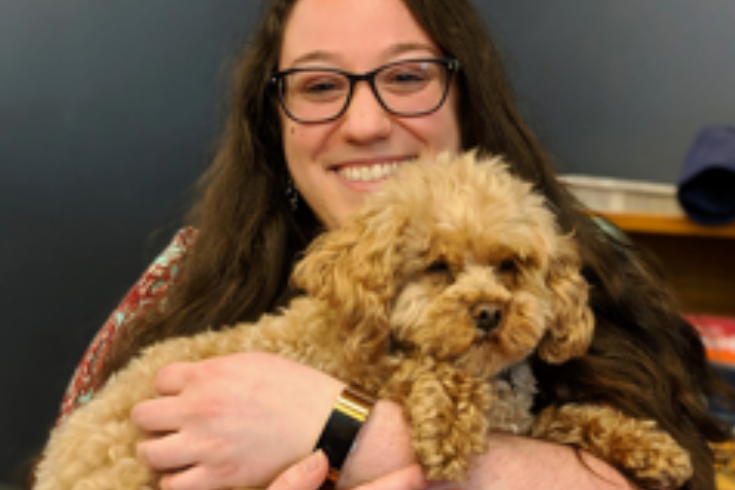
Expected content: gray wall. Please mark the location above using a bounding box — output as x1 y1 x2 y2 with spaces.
480 1 735 182
0 2 260 483
2 1 734 485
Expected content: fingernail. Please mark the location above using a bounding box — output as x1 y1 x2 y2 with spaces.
302 450 325 474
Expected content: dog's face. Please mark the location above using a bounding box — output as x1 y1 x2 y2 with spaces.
293 152 594 375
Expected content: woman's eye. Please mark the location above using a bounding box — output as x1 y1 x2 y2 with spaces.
304 81 336 93
391 71 427 83
294 76 346 100
382 69 431 92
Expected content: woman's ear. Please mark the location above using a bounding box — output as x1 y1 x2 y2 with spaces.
537 235 595 364
291 205 409 362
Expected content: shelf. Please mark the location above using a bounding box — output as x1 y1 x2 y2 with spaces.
594 212 735 239
589 211 735 316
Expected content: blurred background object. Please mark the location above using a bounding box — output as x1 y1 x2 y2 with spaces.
677 126 735 226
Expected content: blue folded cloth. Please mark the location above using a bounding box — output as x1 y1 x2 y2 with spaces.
677 126 735 226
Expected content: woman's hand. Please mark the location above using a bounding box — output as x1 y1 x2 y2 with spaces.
268 451 428 490
132 352 345 490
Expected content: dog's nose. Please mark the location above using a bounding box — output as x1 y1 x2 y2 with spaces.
471 303 502 333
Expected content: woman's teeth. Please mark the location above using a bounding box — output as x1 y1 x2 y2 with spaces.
337 162 402 182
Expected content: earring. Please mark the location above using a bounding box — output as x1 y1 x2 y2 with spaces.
285 177 299 211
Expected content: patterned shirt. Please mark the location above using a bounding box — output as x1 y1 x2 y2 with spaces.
57 227 198 423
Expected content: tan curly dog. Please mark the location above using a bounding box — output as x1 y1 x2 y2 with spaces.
34 152 692 490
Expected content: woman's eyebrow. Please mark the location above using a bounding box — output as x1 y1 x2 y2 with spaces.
289 50 340 68
383 42 440 58
285 42 440 70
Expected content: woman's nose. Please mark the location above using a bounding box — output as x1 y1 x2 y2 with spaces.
339 82 392 142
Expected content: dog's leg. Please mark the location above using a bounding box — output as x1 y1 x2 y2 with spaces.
382 358 493 482
531 404 692 489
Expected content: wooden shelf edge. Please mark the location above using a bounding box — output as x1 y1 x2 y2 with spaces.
594 212 735 238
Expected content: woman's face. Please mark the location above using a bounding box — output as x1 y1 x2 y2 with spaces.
279 0 462 230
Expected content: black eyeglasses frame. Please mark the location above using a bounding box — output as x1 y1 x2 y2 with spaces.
270 57 461 124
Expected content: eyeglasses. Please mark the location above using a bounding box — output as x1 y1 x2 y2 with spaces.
271 58 460 124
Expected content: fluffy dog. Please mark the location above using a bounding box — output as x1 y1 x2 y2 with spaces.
34 152 692 490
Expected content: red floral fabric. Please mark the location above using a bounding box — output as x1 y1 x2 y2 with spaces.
57 227 198 424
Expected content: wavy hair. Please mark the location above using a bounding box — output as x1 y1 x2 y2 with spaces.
101 1 733 489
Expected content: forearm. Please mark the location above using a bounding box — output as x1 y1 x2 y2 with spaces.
338 404 632 490
435 433 634 490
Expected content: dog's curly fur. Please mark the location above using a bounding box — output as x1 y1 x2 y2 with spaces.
34 152 692 490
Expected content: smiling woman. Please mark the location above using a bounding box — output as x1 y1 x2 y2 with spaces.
36 0 735 490
278 0 462 229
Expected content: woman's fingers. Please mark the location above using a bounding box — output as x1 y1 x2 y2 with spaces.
353 465 429 490
155 455 426 490
136 432 197 471
264 452 329 490
155 451 328 490
157 463 250 490
159 466 211 490
131 396 185 433
154 362 196 396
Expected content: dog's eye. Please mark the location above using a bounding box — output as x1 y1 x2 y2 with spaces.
426 260 453 277
498 258 517 273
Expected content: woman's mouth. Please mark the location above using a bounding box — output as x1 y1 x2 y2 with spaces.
334 160 407 183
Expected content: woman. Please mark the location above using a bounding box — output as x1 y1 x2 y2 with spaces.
55 0 732 489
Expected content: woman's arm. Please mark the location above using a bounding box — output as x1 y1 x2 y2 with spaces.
133 352 632 490
58 227 197 424
345 407 633 490
269 444 631 490
268 452 429 490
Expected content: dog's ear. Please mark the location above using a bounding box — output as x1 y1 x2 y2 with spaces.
291 205 408 362
537 235 594 364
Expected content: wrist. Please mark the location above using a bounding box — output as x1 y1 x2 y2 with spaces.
338 399 417 488
302 378 347 454
315 386 376 483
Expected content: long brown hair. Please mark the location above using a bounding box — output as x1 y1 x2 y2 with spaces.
102 1 732 489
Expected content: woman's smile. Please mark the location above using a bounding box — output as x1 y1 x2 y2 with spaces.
331 156 412 189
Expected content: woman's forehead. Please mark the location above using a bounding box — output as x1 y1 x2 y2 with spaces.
279 0 439 70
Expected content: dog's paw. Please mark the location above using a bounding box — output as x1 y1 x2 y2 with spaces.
409 389 480 482
532 404 692 489
404 364 492 482
612 424 693 489
415 446 471 482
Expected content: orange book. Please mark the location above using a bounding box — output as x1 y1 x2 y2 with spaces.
686 315 735 368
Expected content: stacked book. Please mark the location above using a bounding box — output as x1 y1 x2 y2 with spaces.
559 174 685 216
687 315 735 374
